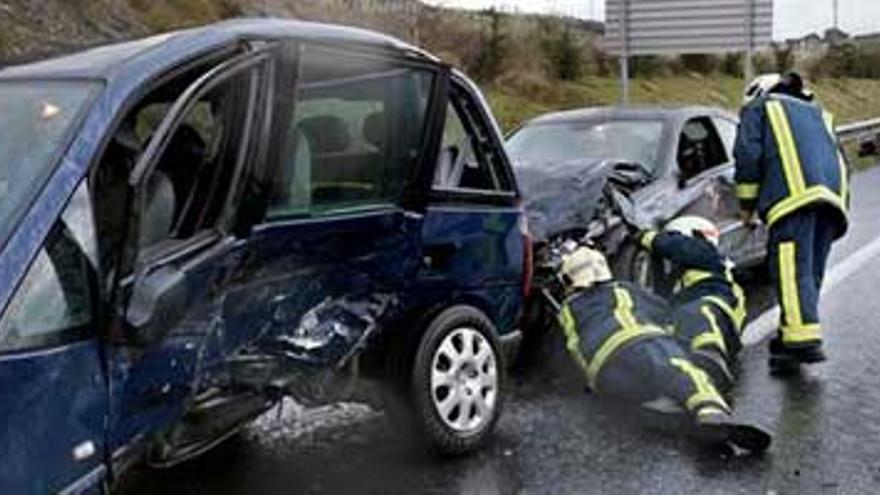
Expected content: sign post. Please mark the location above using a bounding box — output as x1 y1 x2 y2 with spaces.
619 0 630 104
744 0 755 83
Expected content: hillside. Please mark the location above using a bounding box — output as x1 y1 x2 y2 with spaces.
2 0 880 132
488 75 880 131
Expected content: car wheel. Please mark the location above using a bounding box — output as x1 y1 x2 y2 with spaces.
614 242 672 296
411 305 504 455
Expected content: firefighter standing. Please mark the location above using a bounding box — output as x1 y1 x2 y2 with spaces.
639 216 746 390
555 246 770 451
733 71 849 371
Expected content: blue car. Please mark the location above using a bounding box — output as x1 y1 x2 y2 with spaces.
0 19 527 493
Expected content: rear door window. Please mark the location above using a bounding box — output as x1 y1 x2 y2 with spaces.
267 45 434 219
712 116 738 161
0 81 97 249
434 89 513 194
677 117 728 181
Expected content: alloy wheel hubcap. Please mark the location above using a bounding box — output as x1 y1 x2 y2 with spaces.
430 327 498 433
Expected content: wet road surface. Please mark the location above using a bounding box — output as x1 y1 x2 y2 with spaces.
118 168 880 494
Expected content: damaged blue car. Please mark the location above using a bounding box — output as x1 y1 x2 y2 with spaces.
0 19 527 493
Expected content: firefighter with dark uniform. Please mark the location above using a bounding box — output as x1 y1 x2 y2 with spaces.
734 71 849 371
555 245 770 451
638 216 746 390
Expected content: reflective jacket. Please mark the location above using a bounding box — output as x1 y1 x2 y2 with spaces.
734 93 849 237
557 281 673 390
640 230 747 331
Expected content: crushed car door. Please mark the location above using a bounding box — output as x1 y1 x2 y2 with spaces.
95 45 275 464
0 181 108 493
711 115 767 266
672 116 762 263
219 43 438 400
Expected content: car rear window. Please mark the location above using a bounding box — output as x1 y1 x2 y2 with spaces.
0 81 96 248
507 119 665 174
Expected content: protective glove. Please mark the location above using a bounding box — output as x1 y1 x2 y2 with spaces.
739 210 759 228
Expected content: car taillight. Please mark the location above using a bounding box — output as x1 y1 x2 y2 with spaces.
519 211 534 298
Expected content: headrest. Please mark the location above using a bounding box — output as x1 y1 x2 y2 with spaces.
298 115 351 154
362 112 387 149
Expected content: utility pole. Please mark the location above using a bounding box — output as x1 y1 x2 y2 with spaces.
743 0 755 83
619 0 630 105
833 0 839 30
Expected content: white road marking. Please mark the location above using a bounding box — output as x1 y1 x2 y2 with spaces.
742 233 880 346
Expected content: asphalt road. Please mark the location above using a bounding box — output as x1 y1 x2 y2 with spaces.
118 167 880 495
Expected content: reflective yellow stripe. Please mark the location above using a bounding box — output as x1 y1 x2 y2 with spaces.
823 110 850 206
766 185 846 228
705 296 746 333
640 230 657 250
783 323 822 344
586 288 667 389
778 242 804 333
681 269 713 288
557 304 590 379
766 100 807 196
669 358 730 413
692 305 728 354
736 183 760 200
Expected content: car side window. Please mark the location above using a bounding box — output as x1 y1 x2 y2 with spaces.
712 117 738 161
434 90 513 193
94 56 265 278
267 45 434 219
0 181 96 352
677 117 728 181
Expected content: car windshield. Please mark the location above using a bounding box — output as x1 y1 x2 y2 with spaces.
0 81 96 248
507 118 665 172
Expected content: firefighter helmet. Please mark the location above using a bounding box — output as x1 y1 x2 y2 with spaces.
560 246 613 290
743 73 781 105
665 216 721 247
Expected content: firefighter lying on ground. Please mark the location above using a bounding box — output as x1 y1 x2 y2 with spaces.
555 245 770 452
638 216 747 391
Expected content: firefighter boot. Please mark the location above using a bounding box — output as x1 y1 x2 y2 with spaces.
769 333 826 375
694 407 772 454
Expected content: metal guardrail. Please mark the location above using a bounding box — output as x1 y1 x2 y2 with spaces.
838 117 880 143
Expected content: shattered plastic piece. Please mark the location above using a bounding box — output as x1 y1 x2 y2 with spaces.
273 293 398 368
248 397 379 447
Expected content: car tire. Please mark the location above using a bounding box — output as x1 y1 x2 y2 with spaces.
411 305 505 455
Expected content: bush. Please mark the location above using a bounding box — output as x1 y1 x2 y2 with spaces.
721 53 742 77
679 54 720 75
631 55 665 78
541 22 584 81
469 9 507 83
771 43 794 72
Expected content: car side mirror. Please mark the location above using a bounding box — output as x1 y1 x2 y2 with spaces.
125 264 188 345
608 161 650 188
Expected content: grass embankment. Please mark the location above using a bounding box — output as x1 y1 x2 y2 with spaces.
487 75 880 132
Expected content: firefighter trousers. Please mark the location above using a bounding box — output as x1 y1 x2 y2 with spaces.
593 335 730 416
767 206 838 346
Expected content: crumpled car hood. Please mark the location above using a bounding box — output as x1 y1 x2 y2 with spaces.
516 157 615 240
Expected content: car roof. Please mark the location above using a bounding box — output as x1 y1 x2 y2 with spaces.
0 18 434 80
522 105 735 126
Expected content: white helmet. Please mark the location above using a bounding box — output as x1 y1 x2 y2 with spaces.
743 73 781 105
561 246 613 290
665 216 720 247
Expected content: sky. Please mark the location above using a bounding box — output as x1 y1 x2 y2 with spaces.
422 0 880 40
